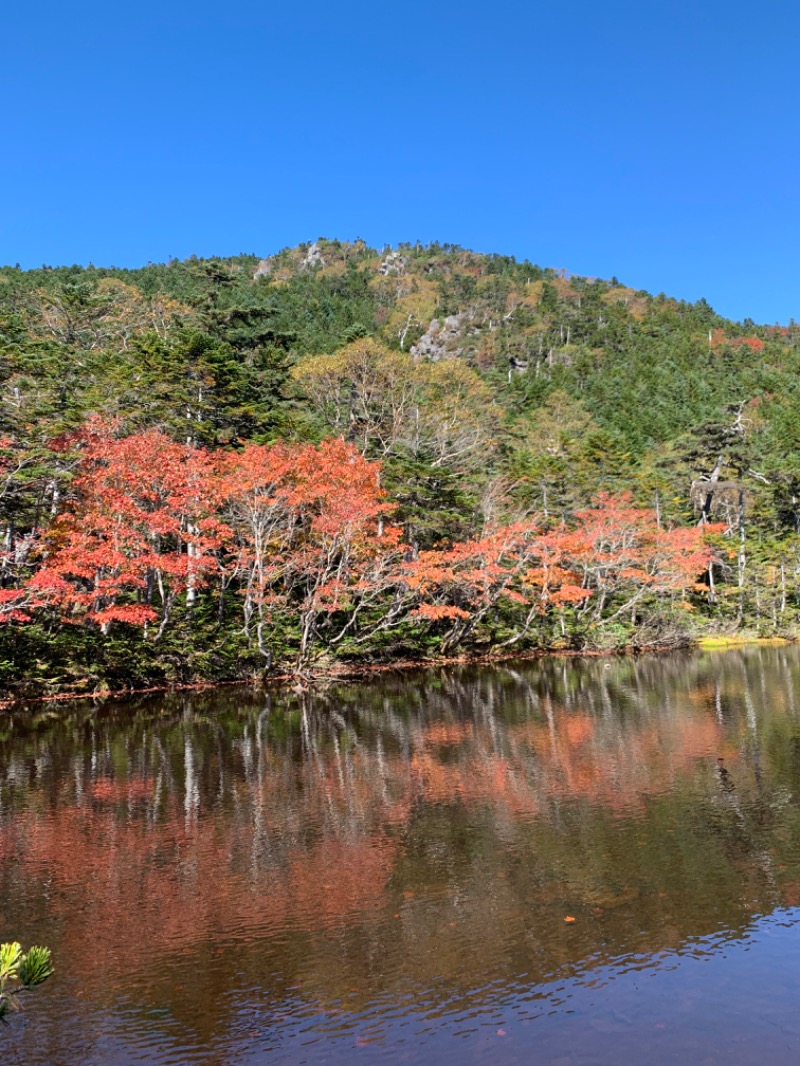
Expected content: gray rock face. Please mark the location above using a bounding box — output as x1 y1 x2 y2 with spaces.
302 242 325 269
253 259 272 280
410 312 473 360
378 251 408 276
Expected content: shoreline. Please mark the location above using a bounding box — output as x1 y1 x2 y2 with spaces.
2 633 794 713
696 635 793 649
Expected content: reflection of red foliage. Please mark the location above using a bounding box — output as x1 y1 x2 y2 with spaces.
423 723 475 746
511 711 724 814
88 777 154 802
0 682 759 1021
5 798 397 990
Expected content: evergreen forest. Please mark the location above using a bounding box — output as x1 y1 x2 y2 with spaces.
0 238 797 696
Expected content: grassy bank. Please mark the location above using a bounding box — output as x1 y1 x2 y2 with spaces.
697 635 795 649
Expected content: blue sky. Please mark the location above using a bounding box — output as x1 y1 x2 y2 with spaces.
3 0 799 323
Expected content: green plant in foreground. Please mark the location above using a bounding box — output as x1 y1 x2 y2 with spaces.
0 943 54 1019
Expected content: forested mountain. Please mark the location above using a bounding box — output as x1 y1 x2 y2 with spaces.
0 238 797 695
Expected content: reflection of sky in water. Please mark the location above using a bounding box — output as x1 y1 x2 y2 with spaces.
232 911 800 1065
36 911 800 1066
5 646 800 1064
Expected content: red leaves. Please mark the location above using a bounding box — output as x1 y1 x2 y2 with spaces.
0 420 717 656
404 493 714 641
710 328 766 353
404 521 589 633
413 604 471 621
93 604 159 627
221 438 401 602
217 438 407 663
30 420 227 631
569 493 717 621
740 337 766 352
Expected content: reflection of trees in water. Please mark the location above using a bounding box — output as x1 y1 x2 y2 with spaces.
5 649 800 844
6 649 800 835
5 648 800 1036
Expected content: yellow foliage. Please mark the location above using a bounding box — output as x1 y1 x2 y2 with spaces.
318 261 347 279
292 339 497 468
381 279 440 348
601 287 648 319
519 281 543 309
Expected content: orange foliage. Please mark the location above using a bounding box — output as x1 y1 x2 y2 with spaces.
0 425 719 660
710 328 766 353
219 437 405 664
29 419 227 631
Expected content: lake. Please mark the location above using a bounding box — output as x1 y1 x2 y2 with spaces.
4 647 800 1065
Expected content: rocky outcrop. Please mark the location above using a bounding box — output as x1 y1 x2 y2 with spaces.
410 312 474 360
378 251 408 276
302 242 325 270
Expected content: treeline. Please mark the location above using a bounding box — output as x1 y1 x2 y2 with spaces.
0 238 798 691
0 421 713 688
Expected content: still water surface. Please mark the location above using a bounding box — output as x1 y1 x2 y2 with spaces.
4 648 800 1064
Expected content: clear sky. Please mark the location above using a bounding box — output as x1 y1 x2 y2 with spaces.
3 0 798 323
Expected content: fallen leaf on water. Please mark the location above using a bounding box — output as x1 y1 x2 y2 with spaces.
564 915 576 923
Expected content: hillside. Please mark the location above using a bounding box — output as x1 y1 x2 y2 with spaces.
0 239 797 694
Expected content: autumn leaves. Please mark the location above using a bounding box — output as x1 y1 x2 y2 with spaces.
0 420 718 672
